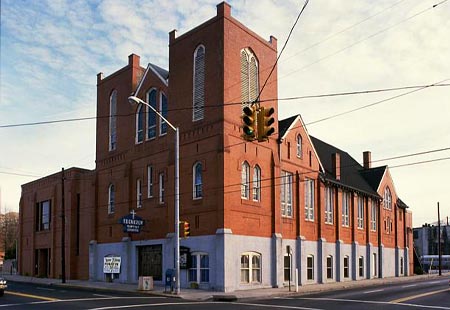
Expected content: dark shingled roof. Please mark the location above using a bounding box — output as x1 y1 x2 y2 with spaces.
396 198 409 209
310 136 380 197
360 166 386 191
150 63 169 80
278 115 298 139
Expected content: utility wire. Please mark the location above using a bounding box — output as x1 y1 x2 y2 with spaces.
1 82 449 129
255 0 309 103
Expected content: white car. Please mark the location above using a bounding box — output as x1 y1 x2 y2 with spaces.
0 278 6 296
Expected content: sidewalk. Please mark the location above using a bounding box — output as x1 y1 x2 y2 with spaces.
2 273 448 301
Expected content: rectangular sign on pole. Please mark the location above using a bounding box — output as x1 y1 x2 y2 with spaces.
103 256 121 274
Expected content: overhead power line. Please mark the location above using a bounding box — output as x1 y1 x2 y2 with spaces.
1 82 448 129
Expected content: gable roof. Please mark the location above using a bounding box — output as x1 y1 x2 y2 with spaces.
360 166 387 191
134 63 169 96
278 115 298 139
396 198 409 209
310 136 380 198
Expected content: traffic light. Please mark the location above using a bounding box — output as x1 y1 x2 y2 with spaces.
257 106 275 141
183 221 190 238
242 105 257 141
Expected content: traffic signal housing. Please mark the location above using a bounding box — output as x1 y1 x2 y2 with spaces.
183 221 190 238
257 106 275 141
242 105 257 141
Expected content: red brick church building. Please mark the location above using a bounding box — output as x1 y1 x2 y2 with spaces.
19 2 413 291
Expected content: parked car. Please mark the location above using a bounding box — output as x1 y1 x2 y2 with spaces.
0 278 6 296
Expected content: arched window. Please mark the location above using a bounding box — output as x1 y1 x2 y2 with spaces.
108 184 115 214
296 134 302 158
384 187 392 210
136 104 144 143
160 92 168 135
193 162 203 199
146 89 157 139
252 165 261 201
240 49 258 108
240 252 261 283
109 90 117 151
241 161 250 199
326 255 333 279
193 45 205 121
343 255 350 278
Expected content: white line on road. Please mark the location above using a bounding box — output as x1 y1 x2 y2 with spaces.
92 294 115 298
402 284 418 288
363 289 384 294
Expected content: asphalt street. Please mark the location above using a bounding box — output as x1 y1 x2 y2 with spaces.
1 277 449 309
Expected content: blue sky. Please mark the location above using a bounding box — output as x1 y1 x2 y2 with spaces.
1 0 449 225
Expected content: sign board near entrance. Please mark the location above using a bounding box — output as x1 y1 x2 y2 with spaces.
119 211 144 233
103 256 121 273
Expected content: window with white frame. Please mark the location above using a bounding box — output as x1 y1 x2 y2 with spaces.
326 255 333 279
188 253 209 283
281 171 293 217
159 172 165 204
193 162 203 199
359 256 364 277
109 90 117 151
147 165 153 198
325 186 334 224
370 199 377 231
305 179 314 221
342 191 350 227
108 184 115 214
240 252 261 283
160 92 168 136
252 165 261 201
384 187 392 210
343 255 349 278
136 104 144 143
241 161 250 199
193 45 205 121
240 48 258 108
307 255 314 280
296 134 302 158
357 196 364 229
146 89 157 139
136 179 142 208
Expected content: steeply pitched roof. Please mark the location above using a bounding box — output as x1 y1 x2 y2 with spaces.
310 136 380 197
150 63 169 81
396 198 409 209
278 115 298 139
360 166 386 191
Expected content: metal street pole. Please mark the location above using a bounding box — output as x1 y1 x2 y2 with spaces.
128 96 180 294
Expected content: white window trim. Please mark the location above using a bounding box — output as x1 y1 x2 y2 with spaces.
240 48 259 108
306 254 314 281
343 255 350 278
193 161 203 200
147 165 153 198
370 200 377 231
325 187 334 224
146 88 157 140
159 92 168 137
109 90 117 151
108 184 115 214
305 179 314 221
342 192 350 227
193 45 205 122
241 161 250 199
296 134 302 158
252 165 261 202
159 172 165 204
359 256 365 277
240 252 262 284
136 179 142 208
357 196 364 229
189 252 210 284
326 255 333 279
135 104 144 144
281 171 293 217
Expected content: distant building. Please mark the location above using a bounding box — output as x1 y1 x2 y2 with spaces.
413 222 450 272
19 2 413 292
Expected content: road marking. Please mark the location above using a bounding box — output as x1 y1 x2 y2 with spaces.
402 284 417 288
297 297 450 309
36 287 55 291
4 291 59 301
390 288 450 303
363 289 384 294
88 302 322 310
93 294 115 298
